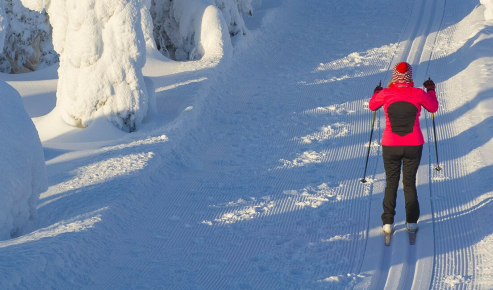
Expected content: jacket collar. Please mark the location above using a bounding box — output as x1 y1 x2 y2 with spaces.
389 82 414 88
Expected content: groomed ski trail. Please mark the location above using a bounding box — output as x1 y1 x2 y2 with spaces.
425 1 493 288
1 0 492 289
86 1 422 289
355 0 446 289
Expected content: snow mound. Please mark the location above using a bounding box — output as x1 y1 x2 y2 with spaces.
0 79 47 240
199 3 233 61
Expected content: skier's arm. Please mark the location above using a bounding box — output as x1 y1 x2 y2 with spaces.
422 78 438 113
421 90 438 113
369 91 384 111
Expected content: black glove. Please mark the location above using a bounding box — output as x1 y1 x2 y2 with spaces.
374 81 383 94
423 78 435 92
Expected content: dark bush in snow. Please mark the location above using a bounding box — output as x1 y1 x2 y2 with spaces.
0 0 58 73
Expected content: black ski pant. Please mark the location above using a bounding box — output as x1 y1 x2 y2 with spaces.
381 145 423 225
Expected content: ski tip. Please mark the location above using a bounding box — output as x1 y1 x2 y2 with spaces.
384 233 392 246
408 232 417 245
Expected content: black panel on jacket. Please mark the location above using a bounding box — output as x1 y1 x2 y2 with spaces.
387 101 418 136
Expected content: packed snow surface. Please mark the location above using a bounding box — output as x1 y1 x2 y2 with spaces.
1 0 493 289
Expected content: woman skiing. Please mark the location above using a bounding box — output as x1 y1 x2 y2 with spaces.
369 62 438 234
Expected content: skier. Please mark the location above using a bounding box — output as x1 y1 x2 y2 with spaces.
369 62 438 235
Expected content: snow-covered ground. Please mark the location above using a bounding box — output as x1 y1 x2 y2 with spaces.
1 0 493 289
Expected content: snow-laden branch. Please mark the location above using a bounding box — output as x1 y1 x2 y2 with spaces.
481 0 493 20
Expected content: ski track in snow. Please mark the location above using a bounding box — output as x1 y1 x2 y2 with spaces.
89 0 420 289
358 0 493 289
2 0 493 289
425 2 493 289
356 0 446 289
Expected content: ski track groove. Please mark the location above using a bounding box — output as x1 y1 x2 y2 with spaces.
355 0 451 289
425 0 483 286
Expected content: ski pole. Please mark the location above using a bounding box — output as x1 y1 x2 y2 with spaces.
361 80 382 183
361 109 377 183
431 112 441 171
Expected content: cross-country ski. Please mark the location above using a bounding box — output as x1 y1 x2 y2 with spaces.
409 232 417 246
385 232 392 246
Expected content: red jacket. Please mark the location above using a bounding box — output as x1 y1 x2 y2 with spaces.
369 83 438 146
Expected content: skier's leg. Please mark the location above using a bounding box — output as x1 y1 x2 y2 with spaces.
381 146 403 225
402 145 423 223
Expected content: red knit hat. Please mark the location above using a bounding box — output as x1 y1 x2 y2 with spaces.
392 62 413 84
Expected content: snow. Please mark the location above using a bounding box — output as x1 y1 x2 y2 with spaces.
0 79 47 240
20 0 151 133
150 0 246 60
2 0 493 289
481 0 493 20
168 0 232 61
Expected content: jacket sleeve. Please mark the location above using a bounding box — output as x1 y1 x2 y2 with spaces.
369 90 384 111
421 90 438 113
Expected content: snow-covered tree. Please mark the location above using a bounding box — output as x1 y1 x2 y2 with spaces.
141 0 157 50
0 0 58 73
215 0 252 37
20 0 151 132
0 9 47 240
0 1 7 72
0 1 6 46
150 0 252 60
0 80 48 240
